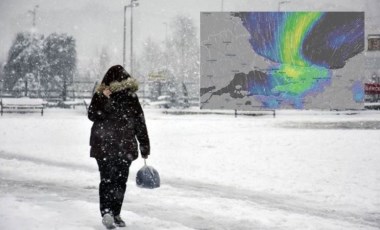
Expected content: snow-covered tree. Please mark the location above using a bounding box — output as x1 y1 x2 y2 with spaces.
3 32 77 99
3 33 31 91
3 32 48 96
81 46 110 83
136 15 199 105
136 37 164 100
43 33 77 100
140 37 165 76
166 15 200 99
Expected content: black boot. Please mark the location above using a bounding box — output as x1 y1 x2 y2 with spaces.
114 215 126 227
102 213 116 229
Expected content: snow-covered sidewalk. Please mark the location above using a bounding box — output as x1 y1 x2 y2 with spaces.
0 108 379 229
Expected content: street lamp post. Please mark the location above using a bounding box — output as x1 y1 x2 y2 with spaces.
163 22 168 69
123 0 139 73
130 0 139 76
278 1 290 11
123 5 127 68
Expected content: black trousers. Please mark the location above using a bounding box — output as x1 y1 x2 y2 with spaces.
96 156 131 217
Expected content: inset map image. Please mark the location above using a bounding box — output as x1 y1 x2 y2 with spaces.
200 12 365 110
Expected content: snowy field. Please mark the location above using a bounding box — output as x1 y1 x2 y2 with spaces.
0 107 379 230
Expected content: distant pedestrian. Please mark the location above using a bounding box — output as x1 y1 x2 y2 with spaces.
88 65 150 229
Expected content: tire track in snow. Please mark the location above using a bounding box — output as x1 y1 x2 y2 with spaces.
0 151 95 172
0 150 379 229
165 179 380 229
0 151 268 229
0 179 268 230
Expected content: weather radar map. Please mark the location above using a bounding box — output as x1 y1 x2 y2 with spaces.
200 12 365 110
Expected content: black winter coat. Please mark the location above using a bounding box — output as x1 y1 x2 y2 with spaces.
88 79 150 161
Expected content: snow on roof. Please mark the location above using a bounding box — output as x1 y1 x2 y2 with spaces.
368 34 380 39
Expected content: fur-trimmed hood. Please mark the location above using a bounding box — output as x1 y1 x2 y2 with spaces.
96 78 139 94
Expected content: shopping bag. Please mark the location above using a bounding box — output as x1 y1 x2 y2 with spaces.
136 159 160 189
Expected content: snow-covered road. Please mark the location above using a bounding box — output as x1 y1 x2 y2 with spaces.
0 108 379 229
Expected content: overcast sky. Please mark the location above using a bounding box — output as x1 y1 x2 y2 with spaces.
0 0 379 69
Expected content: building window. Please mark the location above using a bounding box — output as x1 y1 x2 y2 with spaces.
368 35 380 51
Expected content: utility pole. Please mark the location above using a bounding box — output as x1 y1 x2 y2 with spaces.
221 0 224 11
28 5 39 28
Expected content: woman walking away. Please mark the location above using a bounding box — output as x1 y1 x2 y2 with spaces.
88 65 150 229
